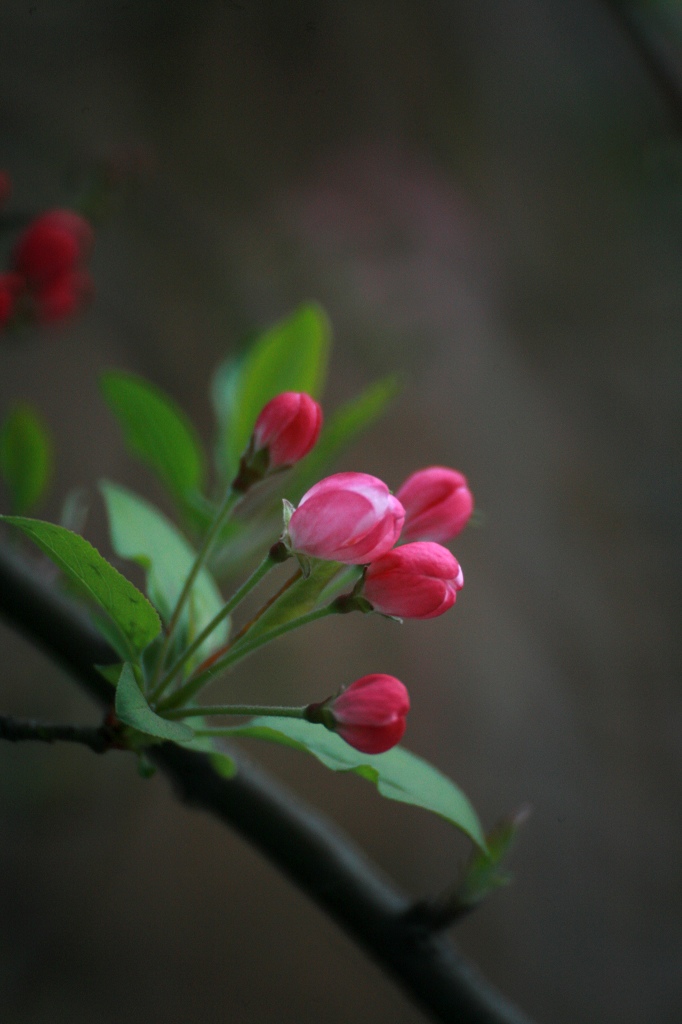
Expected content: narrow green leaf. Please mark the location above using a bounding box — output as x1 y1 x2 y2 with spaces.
453 807 529 910
115 663 194 742
100 482 228 660
211 354 244 481
0 403 53 513
217 305 331 480
100 371 206 507
0 515 161 658
226 717 487 850
95 663 125 686
137 753 157 778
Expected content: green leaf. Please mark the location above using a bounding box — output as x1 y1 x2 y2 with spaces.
100 482 228 661
289 375 401 500
216 304 331 480
211 354 243 481
453 807 529 911
115 663 194 742
100 371 206 508
0 515 161 658
0 403 53 514
226 717 487 850
95 662 125 686
137 752 157 778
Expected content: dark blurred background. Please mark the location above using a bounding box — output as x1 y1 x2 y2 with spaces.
1 1 681 1022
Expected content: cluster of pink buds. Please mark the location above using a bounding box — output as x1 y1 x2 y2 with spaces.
13 209 94 324
0 172 94 331
248 391 474 755
285 467 471 619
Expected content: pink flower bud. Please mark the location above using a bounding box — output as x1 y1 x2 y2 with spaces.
396 466 473 543
13 209 94 288
308 674 410 754
364 541 463 619
288 472 405 564
34 269 93 324
252 392 323 468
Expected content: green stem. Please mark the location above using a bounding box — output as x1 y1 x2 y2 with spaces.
149 548 284 703
166 488 242 639
165 704 306 721
158 604 338 712
150 487 242 693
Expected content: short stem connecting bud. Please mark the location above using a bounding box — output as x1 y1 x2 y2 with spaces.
269 539 291 563
231 447 270 493
303 701 336 729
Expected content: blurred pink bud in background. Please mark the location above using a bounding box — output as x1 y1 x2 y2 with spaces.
13 209 94 288
35 269 94 324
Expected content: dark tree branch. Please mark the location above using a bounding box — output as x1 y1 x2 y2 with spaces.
0 543 536 1024
0 713 113 751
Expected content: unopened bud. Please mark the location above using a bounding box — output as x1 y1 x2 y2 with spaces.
306 673 410 754
252 391 322 469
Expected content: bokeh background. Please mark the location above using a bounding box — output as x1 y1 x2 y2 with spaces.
1 2 681 1022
